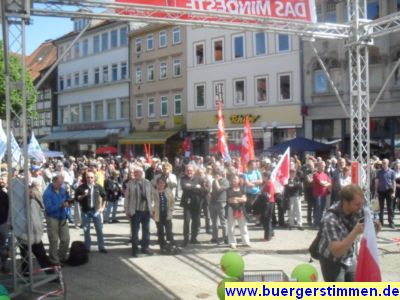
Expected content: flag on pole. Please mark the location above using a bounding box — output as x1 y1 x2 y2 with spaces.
28 132 45 163
270 147 290 193
144 144 151 163
217 101 231 161
241 115 255 168
0 125 6 161
355 208 382 282
10 133 24 167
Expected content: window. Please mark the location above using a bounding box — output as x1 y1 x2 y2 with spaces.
111 30 118 48
94 101 103 121
195 83 205 107
121 62 127 80
45 112 51 126
74 72 80 86
74 42 80 59
120 98 129 119
70 105 79 123
136 100 143 119
255 76 268 103
194 42 204 65
398 0 400 11
277 34 290 52
233 34 245 59
278 73 291 101
148 98 155 118
174 94 182 115
326 2 336 22
103 65 109 82
254 32 267 56
112 64 118 81
60 106 68 124
66 75 71 88
94 67 100 84
316 3 323 22
314 70 328 93
147 64 154 81
83 70 88 85
135 38 142 53
82 39 89 56
160 62 167 79
107 99 116 120
161 96 168 116
59 76 64 91
135 68 142 84
82 103 92 122
367 1 379 20
147 34 154 51
173 59 181 77
120 27 128 46
213 81 225 104
173 27 181 44
93 35 100 54
233 79 246 104
159 30 167 48
212 39 224 62
102 32 109 51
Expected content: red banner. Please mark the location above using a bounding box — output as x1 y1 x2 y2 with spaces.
116 0 316 23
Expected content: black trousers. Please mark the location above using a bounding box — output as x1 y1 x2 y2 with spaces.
272 193 285 227
378 190 394 225
261 202 274 240
20 241 54 274
304 188 314 225
156 217 175 249
320 256 355 282
183 207 200 242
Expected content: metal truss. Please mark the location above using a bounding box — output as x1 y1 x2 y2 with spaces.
31 0 350 39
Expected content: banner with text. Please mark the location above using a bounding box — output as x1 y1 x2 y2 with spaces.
116 0 317 23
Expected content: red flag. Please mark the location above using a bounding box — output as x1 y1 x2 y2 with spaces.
271 147 290 193
144 144 151 163
355 209 382 282
217 101 231 161
241 115 255 167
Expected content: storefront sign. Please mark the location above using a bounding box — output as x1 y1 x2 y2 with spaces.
116 0 317 23
230 114 260 124
65 123 105 131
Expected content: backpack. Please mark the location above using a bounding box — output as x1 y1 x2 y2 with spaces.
66 241 88 266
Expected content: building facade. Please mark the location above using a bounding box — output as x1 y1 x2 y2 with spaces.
121 24 186 159
303 0 400 159
43 19 131 155
186 27 303 156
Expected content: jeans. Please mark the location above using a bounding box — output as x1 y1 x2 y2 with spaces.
104 201 118 222
130 211 150 255
81 210 105 251
156 218 175 249
378 190 394 225
183 207 200 242
314 195 327 227
320 256 355 282
288 196 303 227
209 203 227 241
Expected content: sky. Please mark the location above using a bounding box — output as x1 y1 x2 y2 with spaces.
26 16 73 55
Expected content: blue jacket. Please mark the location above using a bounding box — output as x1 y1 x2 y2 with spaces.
43 184 68 221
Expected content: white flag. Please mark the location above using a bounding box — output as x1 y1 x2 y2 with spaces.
28 132 45 163
271 147 290 194
10 133 24 167
0 125 6 161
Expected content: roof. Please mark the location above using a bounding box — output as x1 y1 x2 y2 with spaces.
26 40 57 82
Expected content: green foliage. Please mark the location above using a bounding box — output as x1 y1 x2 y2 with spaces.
0 41 38 120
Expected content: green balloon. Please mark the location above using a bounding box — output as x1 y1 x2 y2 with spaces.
0 285 8 297
217 277 238 300
291 263 319 282
0 296 10 300
220 251 245 278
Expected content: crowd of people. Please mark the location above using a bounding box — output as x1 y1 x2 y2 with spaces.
0 151 398 280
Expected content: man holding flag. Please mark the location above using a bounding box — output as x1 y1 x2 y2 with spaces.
317 184 381 282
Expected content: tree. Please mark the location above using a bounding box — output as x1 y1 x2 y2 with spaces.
0 41 37 121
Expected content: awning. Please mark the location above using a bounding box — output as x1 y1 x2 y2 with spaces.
74 129 115 140
119 130 179 145
40 131 80 142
